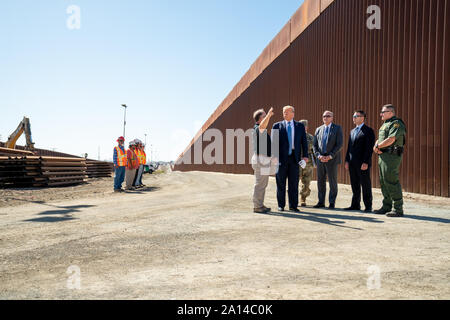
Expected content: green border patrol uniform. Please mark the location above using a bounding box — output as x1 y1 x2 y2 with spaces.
378 116 406 214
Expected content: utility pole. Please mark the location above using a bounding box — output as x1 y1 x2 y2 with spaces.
144 133 147 148
121 104 128 138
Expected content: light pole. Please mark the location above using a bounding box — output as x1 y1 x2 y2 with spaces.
144 133 147 148
121 104 128 138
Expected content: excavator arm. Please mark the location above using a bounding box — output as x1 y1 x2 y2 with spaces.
6 117 35 151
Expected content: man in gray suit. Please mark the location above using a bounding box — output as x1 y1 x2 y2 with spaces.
313 110 343 209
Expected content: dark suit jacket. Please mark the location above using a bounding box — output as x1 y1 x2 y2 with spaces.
272 120 308 166
313 123 344 164
345 124 376 167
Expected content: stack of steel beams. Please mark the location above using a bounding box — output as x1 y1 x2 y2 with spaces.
0 156 44 188
0 156 88 188
86 160 114 178
0 147 35 157
39 157 88 187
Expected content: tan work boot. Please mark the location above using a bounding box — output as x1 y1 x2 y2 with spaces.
254 206 270 213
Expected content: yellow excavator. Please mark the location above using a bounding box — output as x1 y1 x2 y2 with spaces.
5 117 35 151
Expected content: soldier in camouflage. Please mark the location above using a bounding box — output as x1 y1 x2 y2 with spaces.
373 104 407 217
299 120 316 207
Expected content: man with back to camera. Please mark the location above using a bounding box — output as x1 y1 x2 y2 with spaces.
313 110 343 209
272 106 309 213
344 110 376 212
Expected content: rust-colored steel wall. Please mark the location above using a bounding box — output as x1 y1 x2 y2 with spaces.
175 0 450 198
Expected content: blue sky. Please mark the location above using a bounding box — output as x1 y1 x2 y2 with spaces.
0 0 304 161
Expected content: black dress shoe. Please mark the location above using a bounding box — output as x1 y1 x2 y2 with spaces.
313 203 325 208
289 207 300 212
364 208 373 213
345 206 361 211
278 207 285 212
328 204 335 209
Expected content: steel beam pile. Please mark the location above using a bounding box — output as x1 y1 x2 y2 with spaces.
0 156 44 188
0 156 88 188
39 157 88 187
86 160 114 178
0 147 34 157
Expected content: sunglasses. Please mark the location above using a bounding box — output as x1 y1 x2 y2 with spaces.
323 115 332 118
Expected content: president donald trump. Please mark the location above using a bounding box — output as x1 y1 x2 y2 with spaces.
272 106 309 212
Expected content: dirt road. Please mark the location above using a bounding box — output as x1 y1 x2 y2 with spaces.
0 171 449 299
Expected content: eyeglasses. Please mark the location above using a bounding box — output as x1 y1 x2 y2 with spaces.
380 110 391 114
323 115 332 118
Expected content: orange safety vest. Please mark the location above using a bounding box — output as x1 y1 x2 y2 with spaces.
128 149 139 169
141 150 147 164
137 149 145 165
135 149 142 165
115 146 127 167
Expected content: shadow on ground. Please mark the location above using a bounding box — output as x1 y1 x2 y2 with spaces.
24 204 96 223
256 209 386 230
403 215 450 224
123 186 161 194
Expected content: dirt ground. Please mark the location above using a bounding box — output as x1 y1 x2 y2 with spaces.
0 169 449 300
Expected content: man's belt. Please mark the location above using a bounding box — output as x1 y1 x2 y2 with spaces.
380 146 404 156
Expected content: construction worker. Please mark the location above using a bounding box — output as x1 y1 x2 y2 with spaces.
113 136 127 192
136 142 147 187
125 141 140 190
133 140 145 188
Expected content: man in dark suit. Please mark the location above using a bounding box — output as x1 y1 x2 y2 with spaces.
272 106 309 212
313 110 343 209
345 110 376 212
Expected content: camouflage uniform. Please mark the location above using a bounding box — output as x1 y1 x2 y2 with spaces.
300 132 315 204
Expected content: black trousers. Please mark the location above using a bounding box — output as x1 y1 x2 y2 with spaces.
349 163 373 209
276 154 299 209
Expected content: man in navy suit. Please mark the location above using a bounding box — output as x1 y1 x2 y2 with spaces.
345 110 376 212
272 106 309 212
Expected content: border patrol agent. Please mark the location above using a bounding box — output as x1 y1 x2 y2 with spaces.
373 104 406 217
299 120 316 207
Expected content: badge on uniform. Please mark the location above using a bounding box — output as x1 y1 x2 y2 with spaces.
394 123 400 128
